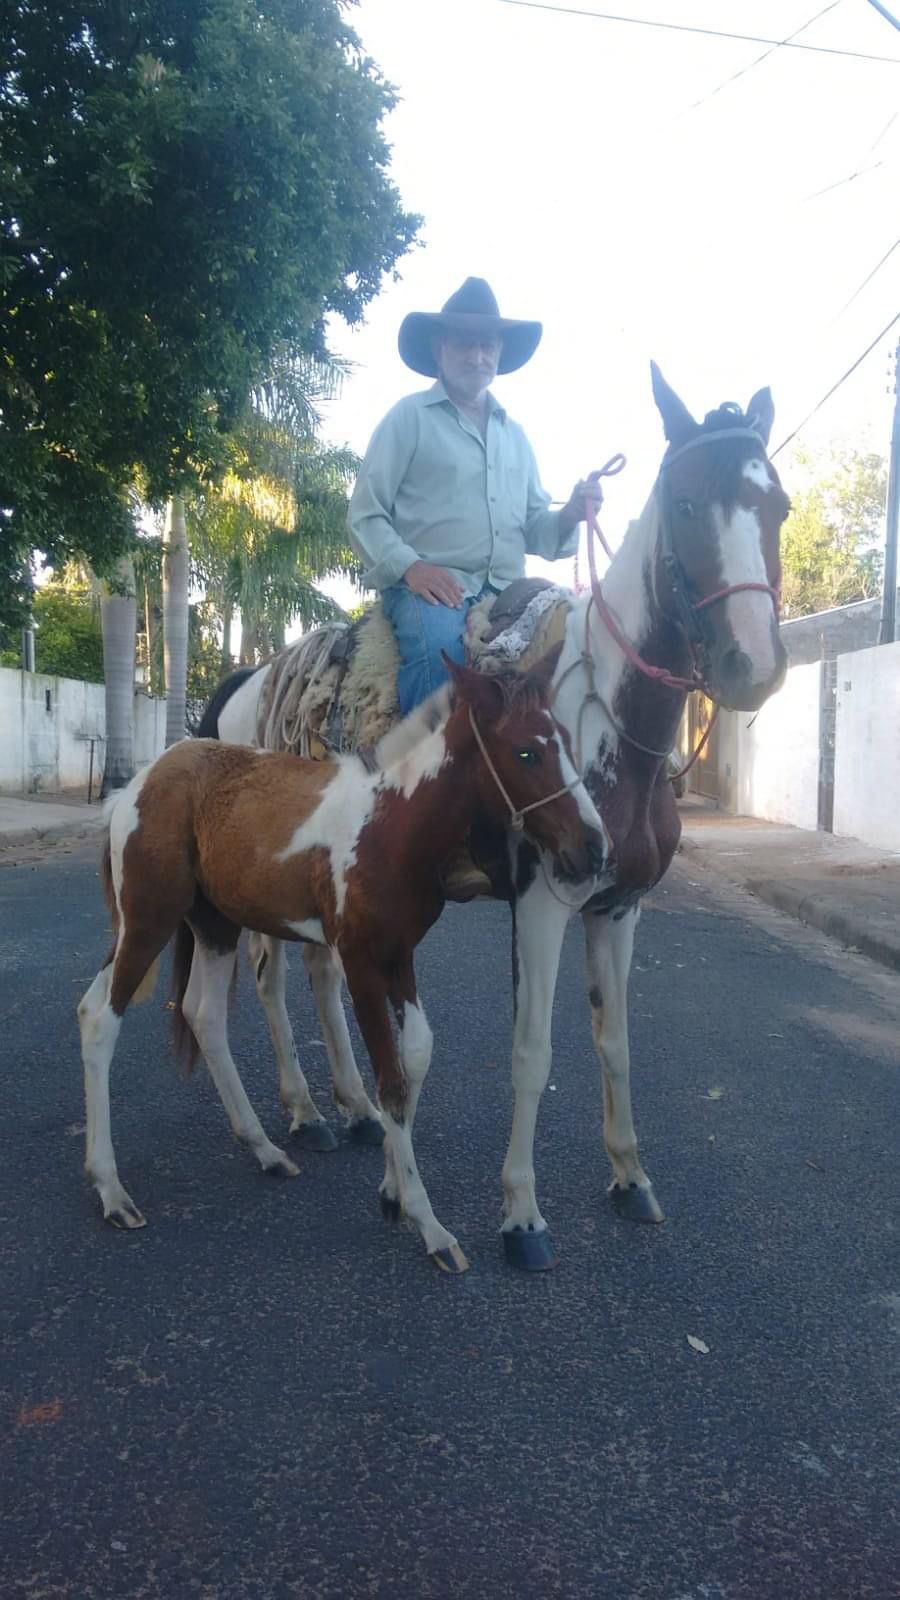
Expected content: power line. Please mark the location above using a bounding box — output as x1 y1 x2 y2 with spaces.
866 0 900 31
496 0 900 63
832 236 900 321
771 312 900 457
684 1 844 115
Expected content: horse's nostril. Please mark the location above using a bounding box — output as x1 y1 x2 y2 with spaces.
720 646 753 685
588 834 608 873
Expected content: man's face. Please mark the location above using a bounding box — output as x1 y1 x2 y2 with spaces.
435 332 501 402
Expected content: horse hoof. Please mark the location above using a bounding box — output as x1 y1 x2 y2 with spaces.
430 1243 470 1274
106 1202 147 1231
379 1193 401 1224
502 1227 558 1271
291 1121 339 1152
609 1181 664 1224
349 1116 384 1148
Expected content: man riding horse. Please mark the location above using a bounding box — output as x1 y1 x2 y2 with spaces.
348 276 603 900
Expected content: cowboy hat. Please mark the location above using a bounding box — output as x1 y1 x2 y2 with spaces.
398 278 542 377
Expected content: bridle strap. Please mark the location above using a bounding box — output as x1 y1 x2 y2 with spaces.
468 708 581 832
658 426 767 470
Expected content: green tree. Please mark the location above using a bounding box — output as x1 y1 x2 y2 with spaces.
781 448 887 617
2 1 418 773
189 354 360 664
0 579 105 679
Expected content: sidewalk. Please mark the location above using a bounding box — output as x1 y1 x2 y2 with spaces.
0 793 105 852
678 797 900 975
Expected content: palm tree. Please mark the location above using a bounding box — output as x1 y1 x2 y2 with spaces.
188 353 361 665
162 494 190 744
99 554 137 795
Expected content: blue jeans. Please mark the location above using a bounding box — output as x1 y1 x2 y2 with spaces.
382 584 494 715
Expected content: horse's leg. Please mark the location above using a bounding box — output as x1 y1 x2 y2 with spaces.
304 945 383 1145
344 953 466 1272
500 878 572 1270
78 919 176 1228
248 933 337 1151
583 907 663 1223
181 934 299 1178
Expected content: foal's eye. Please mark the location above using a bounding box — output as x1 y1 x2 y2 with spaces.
676 498 695 519
516 749 538 765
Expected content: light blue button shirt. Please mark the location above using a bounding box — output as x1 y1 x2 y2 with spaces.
348 381 577 596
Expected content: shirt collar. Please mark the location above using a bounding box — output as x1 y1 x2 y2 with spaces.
424 379 506 421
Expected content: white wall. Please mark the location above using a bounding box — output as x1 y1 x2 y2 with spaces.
731 661 822 831
833 642 900 852
0 668 166 795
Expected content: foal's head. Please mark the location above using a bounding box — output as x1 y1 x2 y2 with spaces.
446 649 608 883
651 364 790 713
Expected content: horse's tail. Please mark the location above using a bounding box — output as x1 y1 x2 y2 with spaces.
171 921 200 1072
99 828 159 1003
196 665 260 739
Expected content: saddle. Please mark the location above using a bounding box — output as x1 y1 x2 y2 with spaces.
256 579 572 759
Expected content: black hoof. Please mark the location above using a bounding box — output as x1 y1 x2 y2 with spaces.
430 1243 470 1274
609 1181 664 1224
502 1227 559 1271
379 1192 401 1224
349 1116 385 1148
291 1121 339 1152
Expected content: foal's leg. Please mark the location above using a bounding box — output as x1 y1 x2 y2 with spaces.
500 875 572 1270
344 953 466 1272
247 933 337 1151
304 945 383 1143
583 906 663 1222
79 921 175 1228
182 935 299 1178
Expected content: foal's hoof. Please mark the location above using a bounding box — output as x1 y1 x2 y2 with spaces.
105 1199 147 1231
502 1226 558 1271
609 1181 664 1224
379 1192 401 1224
261 1150 300 1179
291 1120 339 1152
349 1116 384 1148
430 1243 470 1274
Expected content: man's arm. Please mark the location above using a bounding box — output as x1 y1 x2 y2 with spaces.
521 439 579 562
348 403 422 591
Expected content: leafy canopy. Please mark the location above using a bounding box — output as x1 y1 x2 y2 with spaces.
1 0 418 585
781 448 887 617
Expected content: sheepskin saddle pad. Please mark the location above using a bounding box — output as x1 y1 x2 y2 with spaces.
256 577 572 758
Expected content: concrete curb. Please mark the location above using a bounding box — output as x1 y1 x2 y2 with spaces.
679 836 900 976
0 815 105 854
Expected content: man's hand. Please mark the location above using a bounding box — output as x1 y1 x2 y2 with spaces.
403 561 465 607
559 470 605 534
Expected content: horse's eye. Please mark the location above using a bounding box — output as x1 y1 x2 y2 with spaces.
516 749 538 765
676 498 695 519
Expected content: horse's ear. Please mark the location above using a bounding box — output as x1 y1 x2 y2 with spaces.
746 386 775 447
443 654 505 722
523 640 564 697
650 361 698 448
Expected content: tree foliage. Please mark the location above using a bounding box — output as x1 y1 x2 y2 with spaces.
0 579 104 679
781 448 887 617
1 0 418 589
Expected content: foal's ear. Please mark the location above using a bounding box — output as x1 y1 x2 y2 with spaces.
746 386 775 448
523 639 564 698
650 361 698 449
443 654 505 722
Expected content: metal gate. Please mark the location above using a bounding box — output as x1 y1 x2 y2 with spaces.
686 693 722 802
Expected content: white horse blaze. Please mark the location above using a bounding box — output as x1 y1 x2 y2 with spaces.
714 493 778 686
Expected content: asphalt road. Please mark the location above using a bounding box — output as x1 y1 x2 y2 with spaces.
1 837 897 1600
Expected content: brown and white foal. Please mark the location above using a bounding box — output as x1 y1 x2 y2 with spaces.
78 651 606 1270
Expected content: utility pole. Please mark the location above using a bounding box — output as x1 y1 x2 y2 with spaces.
878 339 900 645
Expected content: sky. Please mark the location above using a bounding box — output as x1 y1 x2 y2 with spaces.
310 0 900 612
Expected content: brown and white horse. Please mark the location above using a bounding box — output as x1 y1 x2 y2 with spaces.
197 367 790 1268
78 653 606 1270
